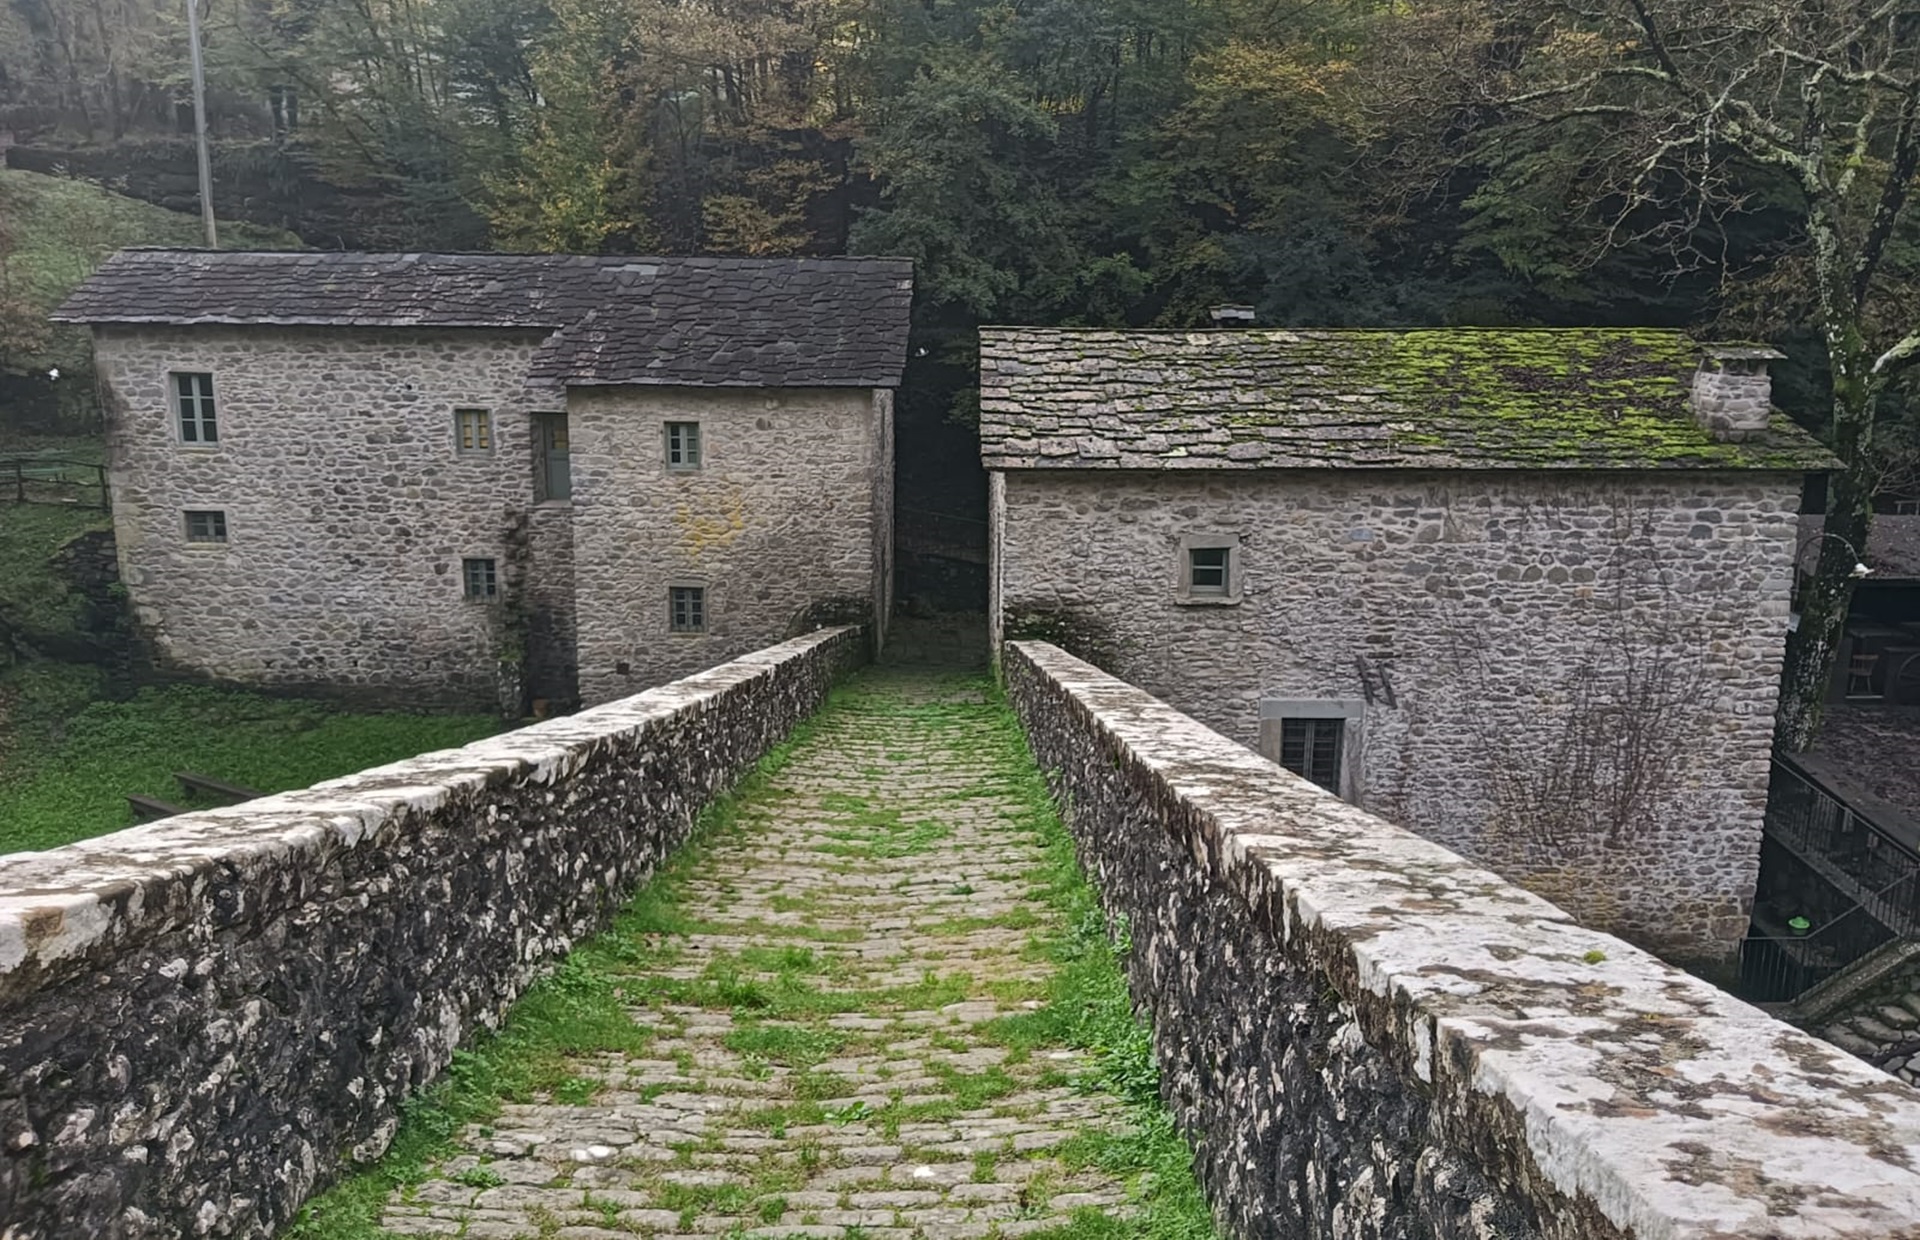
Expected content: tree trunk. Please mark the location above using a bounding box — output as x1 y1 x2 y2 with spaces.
1776 320 1878 752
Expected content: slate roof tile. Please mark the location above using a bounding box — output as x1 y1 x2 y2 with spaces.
979 327 1835 472
55 250 914 388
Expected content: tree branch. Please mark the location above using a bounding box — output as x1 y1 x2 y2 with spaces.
1855 86 1920 307
1874 331 1920 377
1621 0 1685 82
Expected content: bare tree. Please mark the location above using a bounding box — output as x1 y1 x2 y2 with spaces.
1367 0 1920 749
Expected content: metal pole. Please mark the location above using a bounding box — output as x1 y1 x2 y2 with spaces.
185 0 218 248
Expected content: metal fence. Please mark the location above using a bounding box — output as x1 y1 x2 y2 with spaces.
1739 897 1900 1003
1741 759 1920 1003
1764 758 1920 938
0 457 108 510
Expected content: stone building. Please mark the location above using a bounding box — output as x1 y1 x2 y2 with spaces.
981 327 1834 962
55 250 913 710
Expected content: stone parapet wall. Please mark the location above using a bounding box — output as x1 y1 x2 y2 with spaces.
1004 639 1920 1240
0 627 864 1239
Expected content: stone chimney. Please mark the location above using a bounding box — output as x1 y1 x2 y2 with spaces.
1210 305 1257 326
1691 345 1784 441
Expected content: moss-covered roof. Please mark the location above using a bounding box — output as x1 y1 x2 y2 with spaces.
978 327 1835 472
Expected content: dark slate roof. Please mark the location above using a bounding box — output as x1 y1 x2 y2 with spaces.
54 250 914 387
979 327 1835 471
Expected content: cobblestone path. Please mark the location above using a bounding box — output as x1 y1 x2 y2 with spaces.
380 668 1139 1240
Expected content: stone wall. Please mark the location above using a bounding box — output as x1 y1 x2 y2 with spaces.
994 468 1800 962
0 626 863 1240
1004 639 1920 1240
570 385 886 704
523 503 579 708
92 324 567 711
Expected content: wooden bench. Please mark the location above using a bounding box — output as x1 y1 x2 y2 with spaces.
173 771 264 804
127 794 185 822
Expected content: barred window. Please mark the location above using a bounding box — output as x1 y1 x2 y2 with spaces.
1279 718 1343 793
184 509 228 543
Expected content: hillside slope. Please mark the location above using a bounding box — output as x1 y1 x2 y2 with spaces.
0 167 301 426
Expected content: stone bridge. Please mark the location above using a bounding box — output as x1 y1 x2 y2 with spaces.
5 630 1920 1239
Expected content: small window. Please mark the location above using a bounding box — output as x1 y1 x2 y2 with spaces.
1279 718 1343 793
175 372 217 444
534 413 571 501
669 585 705 633
455 408 492 453
665 421 702 470
1188 546 1230 595
183 509 227 543
462 557 498 600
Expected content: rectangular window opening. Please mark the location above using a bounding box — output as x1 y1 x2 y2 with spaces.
534 412 572 501
455 408 493 453
669 585 706 633
1188 546 1230 595
666 421 702 470
1279 718 1343 793
175 372 218 444
184 509 228 543
462 557 499 600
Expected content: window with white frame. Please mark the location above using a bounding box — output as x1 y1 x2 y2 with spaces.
175 373 218 443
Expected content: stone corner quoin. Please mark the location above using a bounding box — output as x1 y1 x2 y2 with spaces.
1003 638 1920 1240
0 625 864 1240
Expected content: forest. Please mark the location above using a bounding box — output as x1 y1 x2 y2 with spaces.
1 0 1918 740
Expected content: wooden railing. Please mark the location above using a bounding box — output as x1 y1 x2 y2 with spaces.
0 457 108 510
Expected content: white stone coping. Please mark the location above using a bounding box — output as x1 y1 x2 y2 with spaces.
1010 639 1920 1240
0 627 857 985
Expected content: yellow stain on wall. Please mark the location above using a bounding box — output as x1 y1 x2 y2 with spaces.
674 486 749 555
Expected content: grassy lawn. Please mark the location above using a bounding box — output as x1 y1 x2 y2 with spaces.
0 679 505 855
0 436 504 856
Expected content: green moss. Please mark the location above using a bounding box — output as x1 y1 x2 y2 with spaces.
1348 329 1830 469
1060 327 1834 471
0 684 503 853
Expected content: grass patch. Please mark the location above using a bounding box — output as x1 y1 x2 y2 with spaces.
0 490 110 638
974 690 1218 1240
0 681 503 854
723 1021 847 1069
